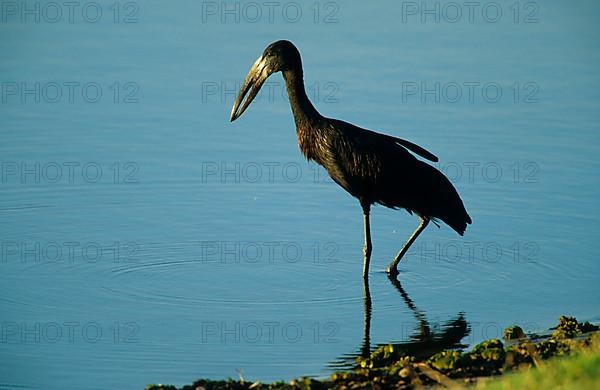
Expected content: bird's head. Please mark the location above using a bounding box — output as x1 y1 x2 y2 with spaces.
230 40 301 122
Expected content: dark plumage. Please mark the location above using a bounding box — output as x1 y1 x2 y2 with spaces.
230 40 471 277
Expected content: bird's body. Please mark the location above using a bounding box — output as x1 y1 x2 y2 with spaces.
230 40 471 277
295 117 471 235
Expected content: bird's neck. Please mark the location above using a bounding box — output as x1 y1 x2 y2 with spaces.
282 67 325 162
282 68 322 127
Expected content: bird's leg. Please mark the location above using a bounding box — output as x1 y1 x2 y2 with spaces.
387 217 430 277
362 204 372 279
361 274 372 358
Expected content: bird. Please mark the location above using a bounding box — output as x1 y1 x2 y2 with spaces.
230 40 471 278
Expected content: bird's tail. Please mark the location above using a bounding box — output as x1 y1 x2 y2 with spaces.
438 179 471 235
443 208 472 236
428 164 472 235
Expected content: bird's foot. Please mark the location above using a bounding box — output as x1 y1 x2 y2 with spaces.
386 264 399 278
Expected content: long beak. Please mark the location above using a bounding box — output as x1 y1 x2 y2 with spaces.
230 55 269 122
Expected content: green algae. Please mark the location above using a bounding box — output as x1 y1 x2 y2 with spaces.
503 325 525 341
551 315 599 340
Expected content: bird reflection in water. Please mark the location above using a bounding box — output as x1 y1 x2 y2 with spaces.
330 274 469 370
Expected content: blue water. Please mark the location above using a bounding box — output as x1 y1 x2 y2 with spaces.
1 1 599 389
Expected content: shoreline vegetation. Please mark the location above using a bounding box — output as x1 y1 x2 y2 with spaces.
146 316 599 390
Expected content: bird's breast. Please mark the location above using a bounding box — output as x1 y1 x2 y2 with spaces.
295 123 324 162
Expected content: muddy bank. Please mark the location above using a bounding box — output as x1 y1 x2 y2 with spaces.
146 316 599 390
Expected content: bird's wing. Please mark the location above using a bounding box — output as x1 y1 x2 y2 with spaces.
328 119 439 163
381 134 439 163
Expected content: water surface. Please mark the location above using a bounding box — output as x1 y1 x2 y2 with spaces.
1 1 599 389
